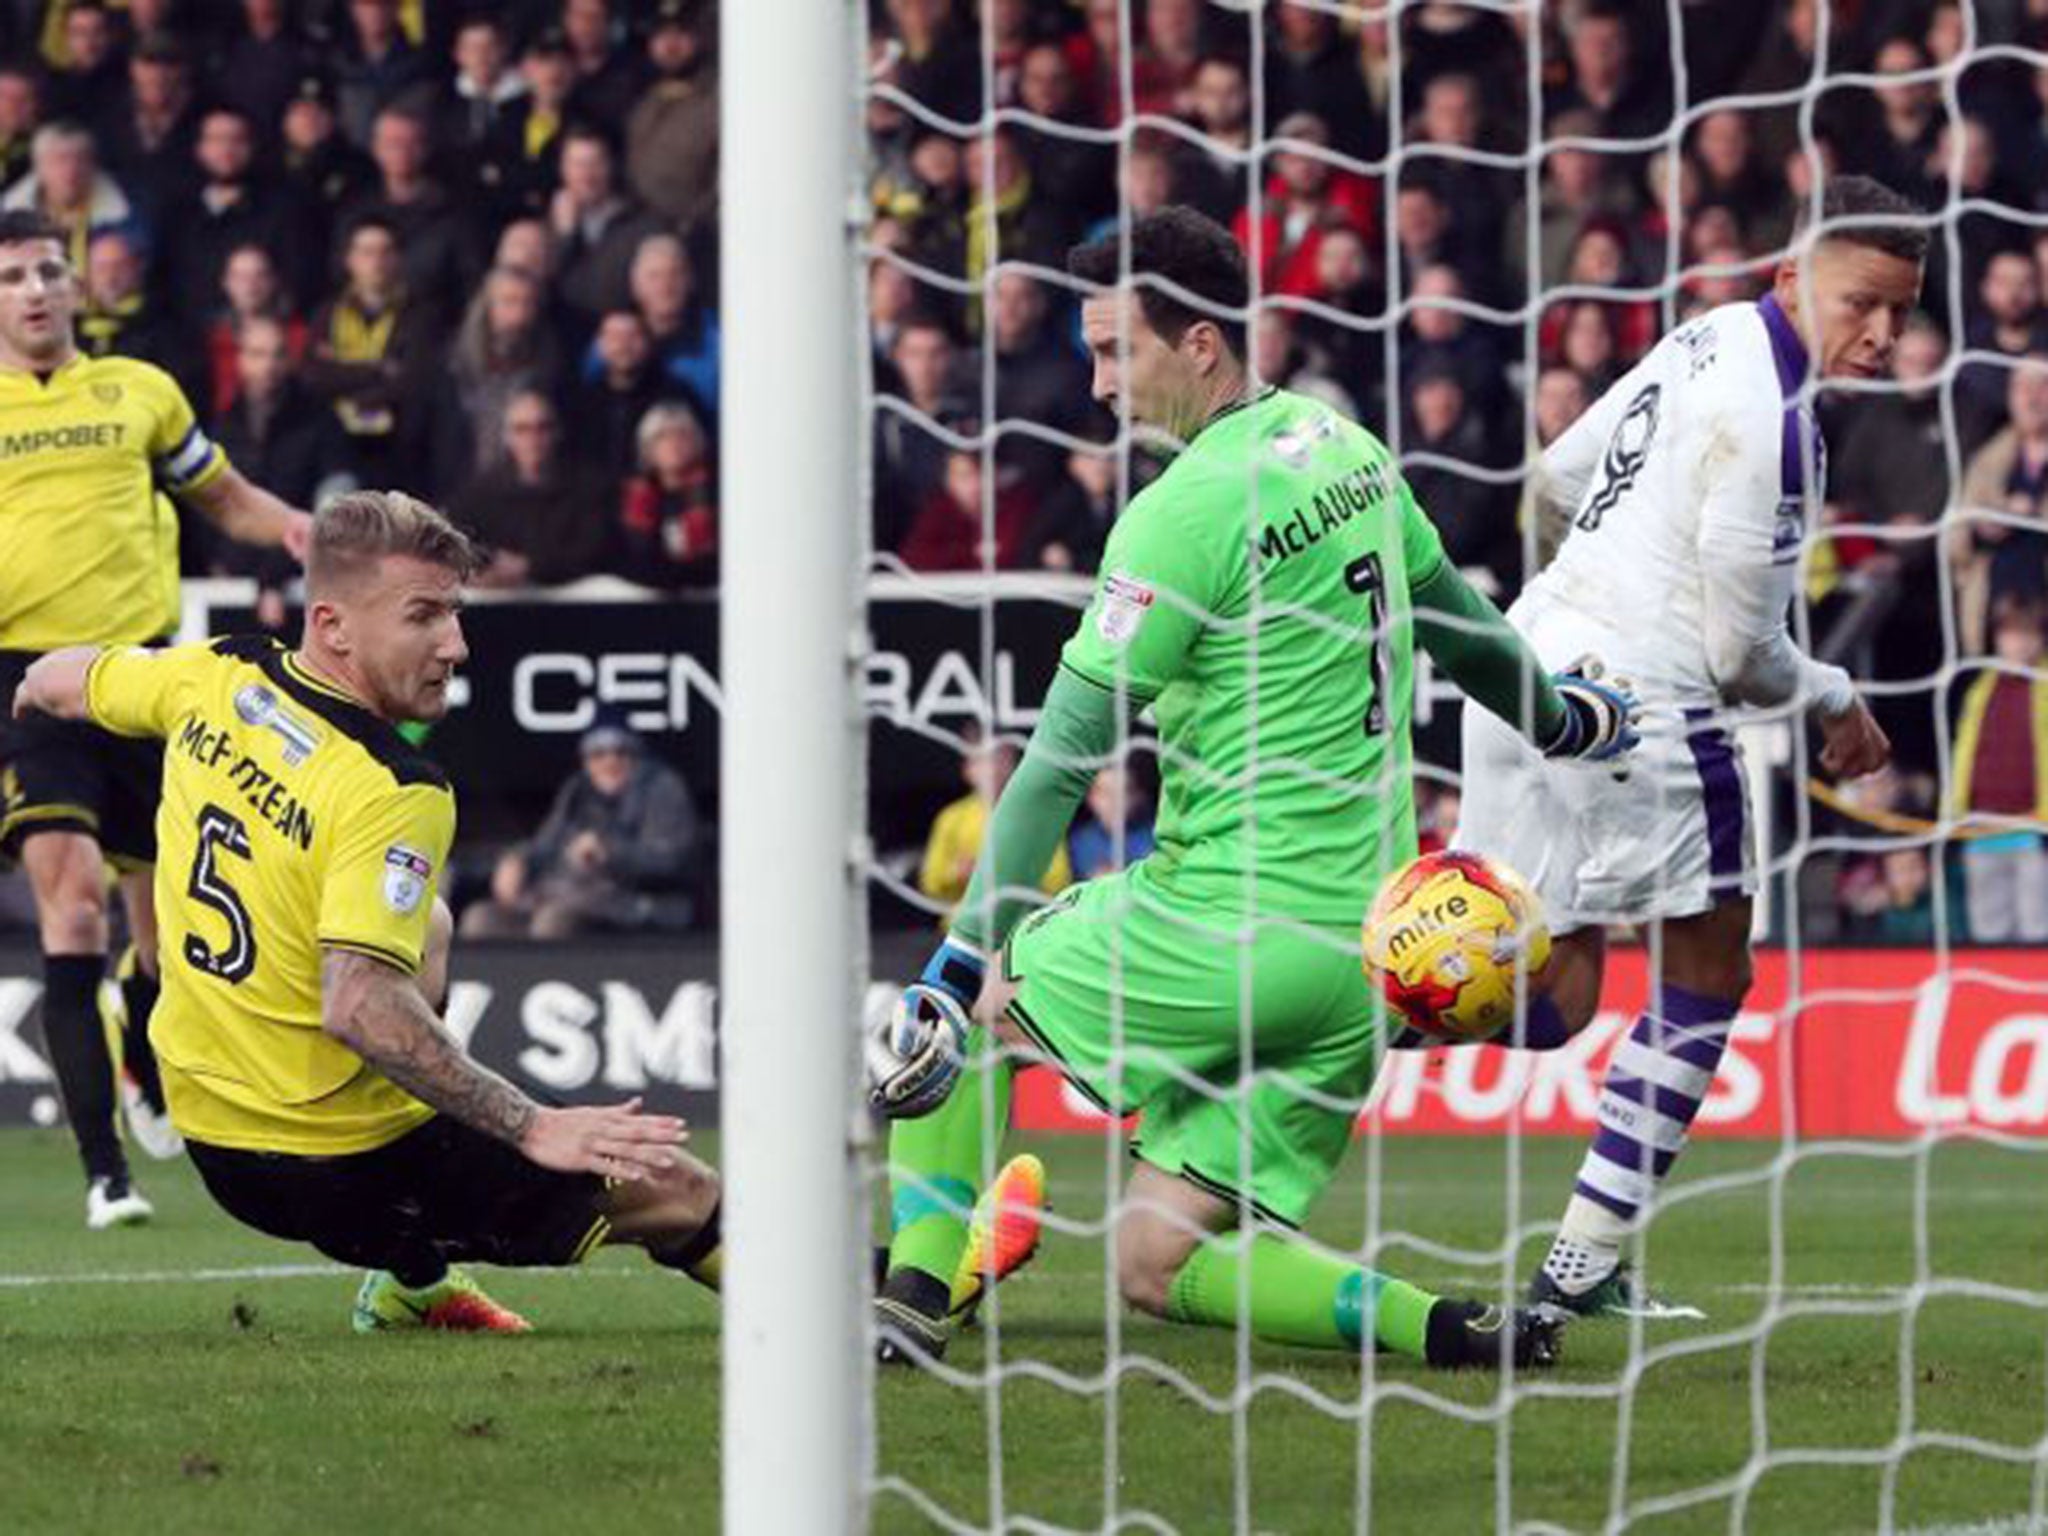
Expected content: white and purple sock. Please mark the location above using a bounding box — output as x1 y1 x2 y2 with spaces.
1544 983 1739 1291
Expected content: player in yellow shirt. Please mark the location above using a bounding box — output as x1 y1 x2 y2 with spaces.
13 491 724 1332
0 208 312 1228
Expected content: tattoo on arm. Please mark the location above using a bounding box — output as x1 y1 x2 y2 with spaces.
322 950 536 1145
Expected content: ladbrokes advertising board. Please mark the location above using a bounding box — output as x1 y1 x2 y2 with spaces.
0 942 2042 1138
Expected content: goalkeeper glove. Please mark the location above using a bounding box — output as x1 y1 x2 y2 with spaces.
1541 657 1641 763
865 936 986 1120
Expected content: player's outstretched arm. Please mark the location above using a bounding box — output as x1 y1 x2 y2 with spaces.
869 668 1118 1118
1409 563 1637 761
185 466 314 562
322 948 686 1179
12 646 101 722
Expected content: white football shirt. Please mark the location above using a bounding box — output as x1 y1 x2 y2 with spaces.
1519 296 1853 714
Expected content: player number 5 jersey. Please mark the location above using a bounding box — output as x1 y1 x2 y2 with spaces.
85 637 453 1156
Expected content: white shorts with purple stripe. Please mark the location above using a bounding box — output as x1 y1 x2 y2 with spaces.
1454 689 1756 937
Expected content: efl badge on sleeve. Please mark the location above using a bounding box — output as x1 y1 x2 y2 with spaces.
382 846 432 915
1096 570 1155 647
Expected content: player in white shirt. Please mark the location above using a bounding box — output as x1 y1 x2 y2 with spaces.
1453 175 1924 1317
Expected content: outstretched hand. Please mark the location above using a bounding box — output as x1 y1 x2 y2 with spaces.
1819 697 1890 780
520 1098 688 1181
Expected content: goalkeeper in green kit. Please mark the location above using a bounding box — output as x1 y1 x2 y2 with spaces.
868 208 1638 1370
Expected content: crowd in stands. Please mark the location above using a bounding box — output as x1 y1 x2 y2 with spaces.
866 0 2048 943
3 0 2044 943
0 0 722 592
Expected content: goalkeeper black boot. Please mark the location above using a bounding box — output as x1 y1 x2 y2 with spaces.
1527 1261 1705 1322
874 1267 951 1368
1424 1299 1565 1370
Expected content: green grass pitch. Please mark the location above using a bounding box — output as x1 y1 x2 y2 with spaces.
2 1126 2042 1534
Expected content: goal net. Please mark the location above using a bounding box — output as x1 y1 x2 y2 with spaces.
848 2 2048 1530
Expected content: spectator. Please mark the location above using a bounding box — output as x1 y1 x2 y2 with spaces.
342 105 481 322
44 2 124 133
277 74 377 268
1687 108 1782 242
1543 298 1624 395
1254 308 1356 418
159 106 309 319
1544 1 1671 140
463 715 703 939
437 13 526 170
619 401 717 588
551 124 665 326
625 229 719 423
478 26 576 227
1948 596 2048 943
1953 357 2048 657
1958 249 2048 434
1082 129 1177 244
1264 1 1379 161
991 270 1089 497
1841 846 1939 944
1401 1 1521 124
561 0 645 133
99 34 197 223
882 0 980 125
1521 364 1592 568
1403 263 1509 417
1414 778 1462 857
0 59 45 192
302 212 441 489
203 241 306 417
1235 111 1376 300
1068 764 1156 880
1134 0 1208 119
1511 108 1635 291
214 0 314 138
1403 363 1512 588
1019 440 1122 574
76 226 200 391
1013 41 1114 229
1 121 138 270
1295 222 1380 405
1855 35 1942 203
625 0 718 237
1177 53 1254 225
333 0 431 149
897 442 1037 573
873 311 970 551
917 728 1070 911
1828 316 1954 572
1406 72 1513 283
450 264 563 476
570 307 683 483
201 314 351 594
964 126 1078 303
871 127 968 279
1391 180 1460 297
868 249 919 384
449 387 615 587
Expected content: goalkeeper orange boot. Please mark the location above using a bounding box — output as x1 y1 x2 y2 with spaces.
948 1153 1046 1323
352 1268 533 1335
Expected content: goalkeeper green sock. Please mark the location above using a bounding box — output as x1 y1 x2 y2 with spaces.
886 1027 1012 1287
1165 1233 1437 1359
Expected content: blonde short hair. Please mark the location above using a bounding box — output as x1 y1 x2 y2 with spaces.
307 490 478 595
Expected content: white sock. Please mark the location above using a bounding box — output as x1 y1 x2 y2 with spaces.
1542 1196 1630 1294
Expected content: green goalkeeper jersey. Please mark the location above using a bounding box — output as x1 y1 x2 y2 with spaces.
1060 387 1446 927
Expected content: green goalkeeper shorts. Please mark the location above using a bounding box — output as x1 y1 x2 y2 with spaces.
1002 865 1383 1229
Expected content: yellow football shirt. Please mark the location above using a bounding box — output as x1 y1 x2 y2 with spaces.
86 637 455 1155
0 353 227 650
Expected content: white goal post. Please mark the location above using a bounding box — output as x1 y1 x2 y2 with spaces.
720 3 866 1533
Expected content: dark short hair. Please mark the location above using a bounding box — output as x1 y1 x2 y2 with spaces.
0 208 64 248
1798 174 1929 266
1067 205 1249 359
